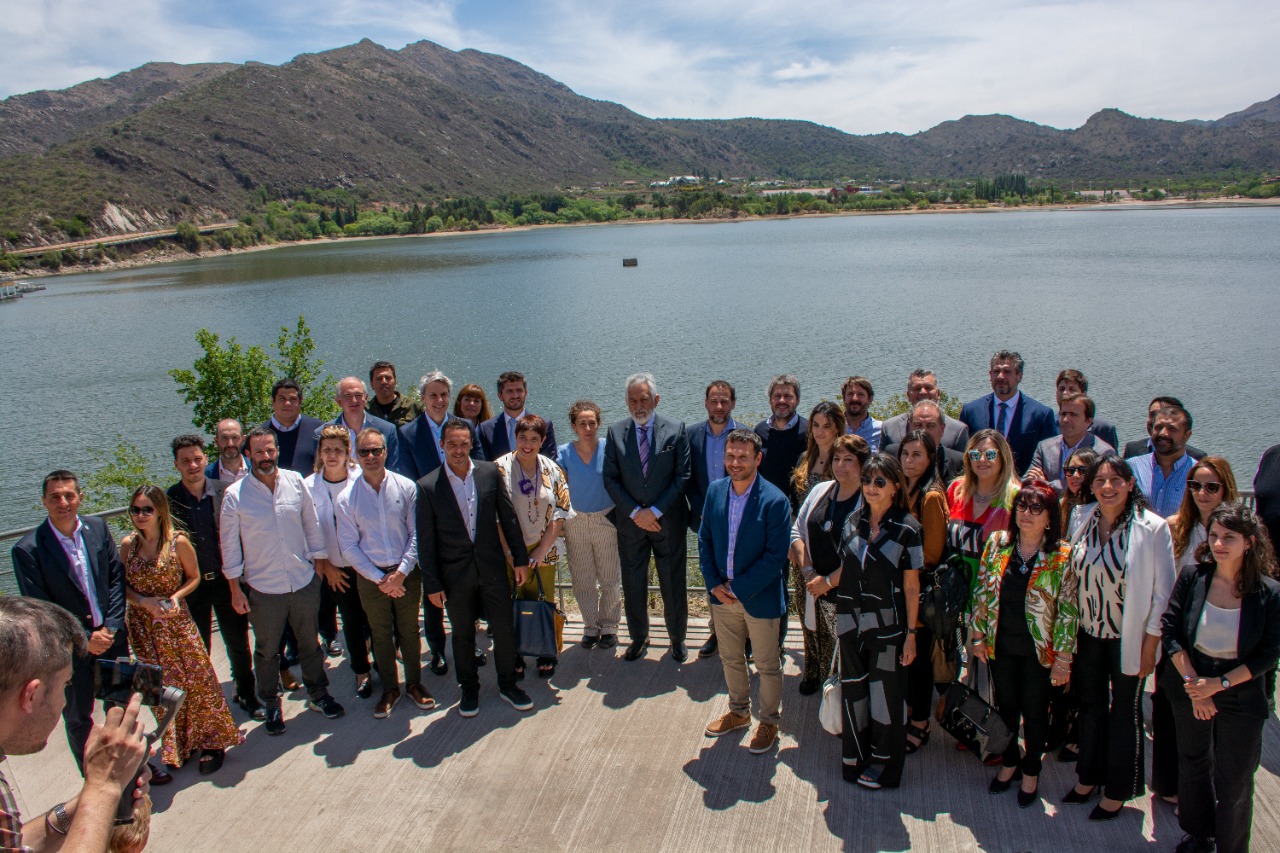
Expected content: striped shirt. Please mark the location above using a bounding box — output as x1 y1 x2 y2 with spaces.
1072 511 1130 639
0 760 31 853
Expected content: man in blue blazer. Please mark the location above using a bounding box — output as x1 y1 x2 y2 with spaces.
397 370 484 675
317 377 400 472
11 470 130 774
476 371 557 460
698 429 789 754
258 378 325 475
959 350 1059 476
602 372 692 662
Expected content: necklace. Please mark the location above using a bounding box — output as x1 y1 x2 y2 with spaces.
974 487 996 504
517 458 540 525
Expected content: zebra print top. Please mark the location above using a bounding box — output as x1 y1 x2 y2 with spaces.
1072 510 1130 639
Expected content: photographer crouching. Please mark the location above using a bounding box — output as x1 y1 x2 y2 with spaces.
0 597 150 852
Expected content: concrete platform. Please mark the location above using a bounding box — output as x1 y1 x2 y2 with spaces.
4 618 1279 852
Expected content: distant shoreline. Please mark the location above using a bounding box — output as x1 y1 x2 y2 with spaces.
13 195 1280 281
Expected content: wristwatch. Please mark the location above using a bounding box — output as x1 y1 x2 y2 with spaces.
1220 675 1231 691
906 628 918 635
46 803 71 836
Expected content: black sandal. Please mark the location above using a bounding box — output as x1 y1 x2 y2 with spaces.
198 749 225 775
537 658 556 678
905 721 931 754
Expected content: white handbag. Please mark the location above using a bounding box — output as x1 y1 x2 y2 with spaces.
818 647 842 736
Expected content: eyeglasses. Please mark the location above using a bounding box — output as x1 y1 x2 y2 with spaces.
1063 465 1088 476
1015 500 1048 515
860 475 889 488
967 449 999 462
129 505 155 516
1186 481 1223 495
357 447 386 457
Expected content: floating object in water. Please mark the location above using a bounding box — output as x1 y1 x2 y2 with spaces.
622 258 638 267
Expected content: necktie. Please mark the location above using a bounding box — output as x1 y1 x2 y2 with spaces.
996 402 1009 435
506 416 517 452
638 424 650 478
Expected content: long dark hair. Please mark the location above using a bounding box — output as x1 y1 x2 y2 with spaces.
1084 452 1150 531
1008 478 1063 555
897 428 943 511
792 401 844 498
1058 446 1100 528
861 453 911 513
1197 501 1279 595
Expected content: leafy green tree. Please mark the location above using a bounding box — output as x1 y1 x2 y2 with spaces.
82 438 166 533
168 315 337 434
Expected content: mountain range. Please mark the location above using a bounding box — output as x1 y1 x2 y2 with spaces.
1 38 1277 247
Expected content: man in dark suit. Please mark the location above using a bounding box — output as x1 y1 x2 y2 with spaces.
1054 369 1120 449
881 400 964 482
1122 396 1207 461
260 378 324 475
417 419 534 717
317 376 400 471
166 434 260 720
398 369 485 675
476 370 557 460
603 372 692 662
10 470 130 774
959 350 1059 476
1027 393 1115 493
686 380 739 659
698 429 790 754
880 369 970 452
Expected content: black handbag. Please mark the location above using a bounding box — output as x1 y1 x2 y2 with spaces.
511 570 564 659
940 662 1013 758
919 552 970 647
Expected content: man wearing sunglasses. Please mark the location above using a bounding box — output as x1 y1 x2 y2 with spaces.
335 429 435 718
1027 392 1114 493
959 350 1058 476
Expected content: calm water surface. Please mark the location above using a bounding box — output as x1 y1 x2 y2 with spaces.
3 206 1278 549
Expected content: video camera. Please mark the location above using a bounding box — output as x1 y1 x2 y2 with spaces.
94 659 186 825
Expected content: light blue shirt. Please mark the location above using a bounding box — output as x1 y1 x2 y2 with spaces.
557 439 613 513
704 418 738 486
1131 452 1195 517
845 416 883 452
425 414 448 459
726 476 756 580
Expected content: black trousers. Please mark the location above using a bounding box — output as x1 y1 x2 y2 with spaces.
1046 681 1080 751
840 630 907 788
186 573 256 700
65 631 130 774
990 651 1053 776
617 524 687 645
317 567 371 675
905 624 938 723
1164 666 1265 853
422 597 447 658
443 571 518 693
1075 631 1146 801
1150 657 1178 798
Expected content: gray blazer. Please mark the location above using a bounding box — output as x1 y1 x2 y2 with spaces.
602 413 691 532
1030 434 1115 492
880 412 970 453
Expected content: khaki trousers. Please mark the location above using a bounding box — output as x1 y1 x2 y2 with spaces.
711 599 782 726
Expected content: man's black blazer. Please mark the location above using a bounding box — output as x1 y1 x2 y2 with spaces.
685 419 725 531
602 413 691 530
416 460 528 597
11 516 126 634
477 413 557 460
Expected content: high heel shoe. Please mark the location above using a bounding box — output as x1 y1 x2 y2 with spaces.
1088 802 1123 822
1017 781 1039 808
1062 784 1098 804
989 768 1022 794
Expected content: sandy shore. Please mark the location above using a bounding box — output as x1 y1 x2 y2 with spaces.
8 195 1278 281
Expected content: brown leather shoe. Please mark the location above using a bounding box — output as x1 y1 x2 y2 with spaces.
279 668 301 692
704 711 751 737
374 688 401 718
406 683 436 710
748 723 779 754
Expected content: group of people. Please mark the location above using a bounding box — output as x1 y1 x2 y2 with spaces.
7 354 1280 853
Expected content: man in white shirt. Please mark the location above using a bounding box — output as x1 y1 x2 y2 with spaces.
335 428 436 718
221 426 346 735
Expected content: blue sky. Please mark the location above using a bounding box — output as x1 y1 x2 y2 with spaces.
4 0 1277 134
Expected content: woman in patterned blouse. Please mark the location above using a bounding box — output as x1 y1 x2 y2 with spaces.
496 414 574 678
1063 453 1176 821
970 478 1078 808
835 453 922 791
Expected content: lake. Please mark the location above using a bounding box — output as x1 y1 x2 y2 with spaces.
2 205 1279 584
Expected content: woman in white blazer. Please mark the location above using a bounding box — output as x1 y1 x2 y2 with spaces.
1062 452 1176 821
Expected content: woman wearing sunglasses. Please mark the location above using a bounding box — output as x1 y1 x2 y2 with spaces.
897 429 949 753
1059 447 1101 534
834 453 922 790
496 413 573 678
791 434 871 695
970 479 1078 808
947 430 1020 585
304 425 373 698
121 485 242 774
1063 453 1176 821
1151 456 1240 804
1161 502 1280 853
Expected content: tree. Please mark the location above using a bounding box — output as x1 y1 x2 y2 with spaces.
82 438 165 533
168 315 337 434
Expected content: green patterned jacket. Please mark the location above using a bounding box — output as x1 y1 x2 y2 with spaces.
969 532 1079 668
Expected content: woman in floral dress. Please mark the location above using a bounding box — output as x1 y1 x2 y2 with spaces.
121 484 243 774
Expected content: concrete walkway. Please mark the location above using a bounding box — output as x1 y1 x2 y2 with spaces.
5 618 1279 852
